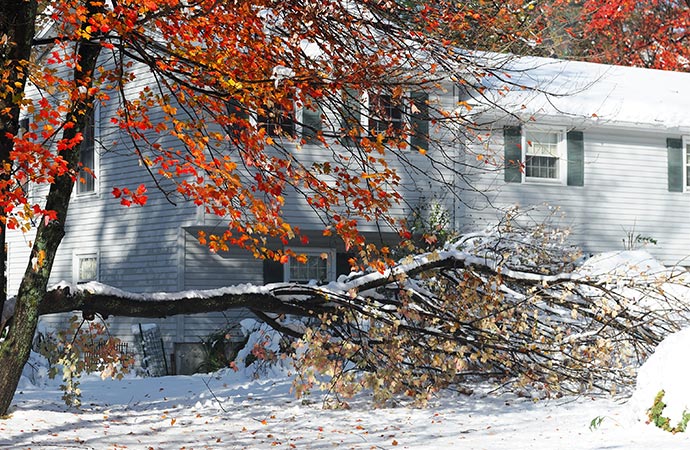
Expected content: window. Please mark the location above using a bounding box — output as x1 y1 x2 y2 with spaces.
74 252 99 284
368 93 403 136
523 129 566 181
504 126 583 186
338 90 430 149
257 99 295 138
18 117 29 136
284 248 335 283
77 108 97 195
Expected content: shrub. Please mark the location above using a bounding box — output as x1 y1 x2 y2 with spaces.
36 315 134 407
647 390 690 433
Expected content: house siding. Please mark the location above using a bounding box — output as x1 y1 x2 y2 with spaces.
462 126 690 264
201 86 459 234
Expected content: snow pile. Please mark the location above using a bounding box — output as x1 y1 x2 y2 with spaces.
629 327 690 424
578 250 669 278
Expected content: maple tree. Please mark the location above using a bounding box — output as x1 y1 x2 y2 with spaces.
0 0 552 415
3 0 686 415
544 0 690 71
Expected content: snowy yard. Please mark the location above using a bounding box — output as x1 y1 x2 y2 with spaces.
2 354 689 450
4 249 690 449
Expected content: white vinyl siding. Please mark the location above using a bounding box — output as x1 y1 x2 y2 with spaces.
464 127 690 265
684 137 690 189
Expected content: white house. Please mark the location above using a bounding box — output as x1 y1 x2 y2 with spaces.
7 52 690 372
456 54 690 264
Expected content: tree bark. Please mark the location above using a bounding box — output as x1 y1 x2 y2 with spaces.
0 0 103 415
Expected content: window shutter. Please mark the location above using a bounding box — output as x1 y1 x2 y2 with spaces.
263 258 284 283
301 103 322 143
566 130 584 186
503 126 522 183
78 108 96 194
339 88 361 146
226 99 249 146
668 137 684 192
410 92 429 152
336 252 354 279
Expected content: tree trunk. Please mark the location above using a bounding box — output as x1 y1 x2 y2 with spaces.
0 0 39 320
0 0 38 415
0 0 102 414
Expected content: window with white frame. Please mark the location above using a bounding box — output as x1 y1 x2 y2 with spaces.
284 248 335 283
368 92 404 136
338 90 429 149
74 252 99 284
257 98 295 138
77 108 97 195
523 128 566 182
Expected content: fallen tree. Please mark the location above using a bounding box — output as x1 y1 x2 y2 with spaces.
9 221 690 404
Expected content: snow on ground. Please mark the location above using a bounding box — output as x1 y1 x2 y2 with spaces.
1 353 689 450
4 250 690 449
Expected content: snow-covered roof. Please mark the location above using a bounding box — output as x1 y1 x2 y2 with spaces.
470 53 690 133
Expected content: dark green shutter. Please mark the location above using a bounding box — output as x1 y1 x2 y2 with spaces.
339 88 361 146
410 92 429 151
668 137 684 192
566 130 584 187
226 99 249 146
335 252 354 279
263 258 284 284
504 126 522 183
78 108 95 193
301 103 322 143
